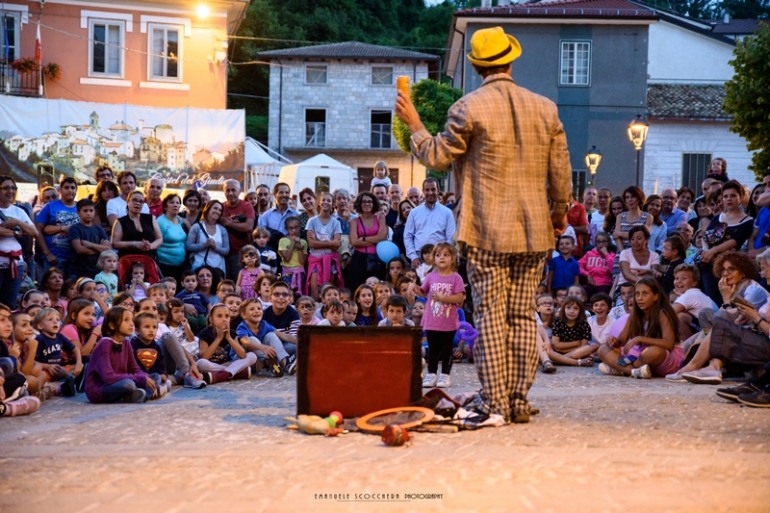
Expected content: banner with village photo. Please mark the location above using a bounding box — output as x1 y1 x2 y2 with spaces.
0 95 245 191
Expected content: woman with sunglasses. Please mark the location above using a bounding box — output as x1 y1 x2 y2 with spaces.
0 176 38 309
112 191 163 259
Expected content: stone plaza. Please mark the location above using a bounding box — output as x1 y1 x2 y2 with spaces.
1 363 768 513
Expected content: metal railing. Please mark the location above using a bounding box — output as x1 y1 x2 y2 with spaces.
0 61 42 97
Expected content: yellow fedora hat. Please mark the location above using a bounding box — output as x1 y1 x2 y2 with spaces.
467 26 522 67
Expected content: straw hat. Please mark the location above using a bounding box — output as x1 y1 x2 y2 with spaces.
467 26 522 67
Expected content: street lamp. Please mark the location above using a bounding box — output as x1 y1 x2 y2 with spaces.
627 114 649 187
585 145 602 183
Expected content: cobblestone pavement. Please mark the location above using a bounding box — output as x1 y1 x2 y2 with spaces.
1 363 768 513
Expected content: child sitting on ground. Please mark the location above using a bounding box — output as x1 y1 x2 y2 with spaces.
318 300 347 327
148 283 169 307
196 304 258 384
295 296 319 326
34 307 82 397
374 281 394 319
378 295 415 327
160 277 177 299
587 293 614 347
343 299 358 327
254 273 277 310
599 277 682 379
546 295 596 367
84 307 155 404
235 299 295 376
10 311 44 396
129 312 172 399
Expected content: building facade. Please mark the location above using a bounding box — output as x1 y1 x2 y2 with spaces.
259 41 440 191
1 0 248 109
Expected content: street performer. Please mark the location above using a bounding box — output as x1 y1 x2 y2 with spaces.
395 26 572 426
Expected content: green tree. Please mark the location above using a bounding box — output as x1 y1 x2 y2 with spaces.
392 79 463 155
723 23 770 178
643 0 716 18
718 0 770 18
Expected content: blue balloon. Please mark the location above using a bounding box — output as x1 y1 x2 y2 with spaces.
376 241 400 263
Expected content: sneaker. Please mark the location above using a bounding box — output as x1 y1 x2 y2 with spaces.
40 382 61 399
60 376 76 397
436 373 452 388
576 358 595 367
183 374 207 389
682 367 722 385
598 363 624 376
737 388 770 408
266 358 284 378
422 373 437 388
453 407 507 429
716 383 760 401
125 389 146 403
232 366 252 380
284 354 297 376
630 364 652 379
204 370 231 384
665 372 687 382
0 396 41 417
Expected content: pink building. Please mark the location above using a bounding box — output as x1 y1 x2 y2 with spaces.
0 0 248 109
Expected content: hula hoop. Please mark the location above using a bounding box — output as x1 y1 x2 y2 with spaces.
356 406 435 433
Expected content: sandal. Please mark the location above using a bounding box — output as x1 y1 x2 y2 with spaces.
541 360 557 374
576 358 595 367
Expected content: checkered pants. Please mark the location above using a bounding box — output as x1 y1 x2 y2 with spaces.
465 247 546 421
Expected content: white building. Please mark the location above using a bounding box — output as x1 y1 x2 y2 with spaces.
645 11 760 192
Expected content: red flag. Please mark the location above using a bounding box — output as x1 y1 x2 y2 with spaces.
35 23 42 63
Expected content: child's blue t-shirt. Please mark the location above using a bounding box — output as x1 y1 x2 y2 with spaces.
35 200 79 261
235 319 276 342
176 289 209 315
35 333 76 365
549 255 580 291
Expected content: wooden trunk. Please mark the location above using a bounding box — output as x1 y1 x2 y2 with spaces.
296 326 423 417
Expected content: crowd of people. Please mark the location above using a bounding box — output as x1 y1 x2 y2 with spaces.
537 157 770 409
2 152 769 418
0 163 463 416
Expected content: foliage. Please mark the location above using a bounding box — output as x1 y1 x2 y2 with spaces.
227 0 467 121
9 57 38 74
43 63 61 81
392 79 463 154
719 0 770 18
724 23 770 178
246 115 268 142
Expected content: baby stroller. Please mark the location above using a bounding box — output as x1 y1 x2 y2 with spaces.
118 254 162 291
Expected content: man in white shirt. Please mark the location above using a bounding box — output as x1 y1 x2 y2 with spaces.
403 178 456 270
106 171 149 227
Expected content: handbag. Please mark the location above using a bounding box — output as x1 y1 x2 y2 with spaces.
197 221 212 266
703 221 728 247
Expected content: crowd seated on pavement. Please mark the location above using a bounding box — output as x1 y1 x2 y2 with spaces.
1 157 769 417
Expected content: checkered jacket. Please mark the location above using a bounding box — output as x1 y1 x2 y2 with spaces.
410 73 572 253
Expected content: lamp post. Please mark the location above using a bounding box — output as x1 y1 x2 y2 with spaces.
585 145 602 185
627 114 649 188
